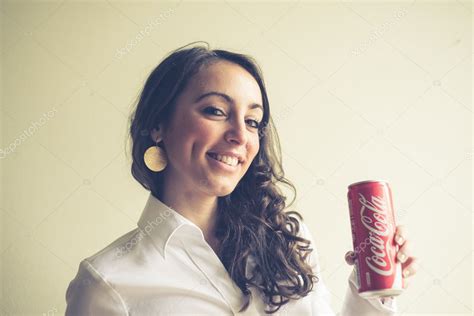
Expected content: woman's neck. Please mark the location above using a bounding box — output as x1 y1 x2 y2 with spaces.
161 185 220 246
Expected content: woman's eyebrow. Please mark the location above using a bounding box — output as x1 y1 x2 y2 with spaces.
194 91 263 112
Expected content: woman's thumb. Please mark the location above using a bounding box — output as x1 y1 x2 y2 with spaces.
345 251 356 265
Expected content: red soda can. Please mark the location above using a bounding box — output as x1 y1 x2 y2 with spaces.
347 180 404 298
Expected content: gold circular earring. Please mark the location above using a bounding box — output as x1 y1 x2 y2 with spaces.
144 139 168 172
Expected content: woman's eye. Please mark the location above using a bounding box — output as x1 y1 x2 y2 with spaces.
246 119 261 129
204 106 261 129
203 106 225 116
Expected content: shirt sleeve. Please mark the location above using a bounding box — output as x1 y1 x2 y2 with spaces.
65 259 128 316
298 220 398 316
340 268 398 316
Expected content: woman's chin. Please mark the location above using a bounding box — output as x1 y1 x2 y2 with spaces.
205 183 237 197
196 173 240 196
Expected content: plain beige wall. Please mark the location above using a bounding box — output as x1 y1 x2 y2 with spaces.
1 0 472 315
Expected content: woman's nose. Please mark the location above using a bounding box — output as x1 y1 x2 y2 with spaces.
225 120 247 145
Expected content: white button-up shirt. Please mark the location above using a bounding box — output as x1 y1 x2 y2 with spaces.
66 193 398 315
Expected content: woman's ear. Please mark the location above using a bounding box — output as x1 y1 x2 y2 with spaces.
150 128 162 143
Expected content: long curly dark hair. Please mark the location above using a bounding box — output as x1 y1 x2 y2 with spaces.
127 41 319 314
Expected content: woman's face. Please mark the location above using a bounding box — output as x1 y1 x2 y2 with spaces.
152 60 264 197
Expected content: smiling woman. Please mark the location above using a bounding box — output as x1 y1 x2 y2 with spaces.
128 42 315 313
65 42 399 315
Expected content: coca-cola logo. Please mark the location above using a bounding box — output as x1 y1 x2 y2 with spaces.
358 192 394 276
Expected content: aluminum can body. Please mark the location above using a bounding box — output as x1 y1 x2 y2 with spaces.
347 180 404 298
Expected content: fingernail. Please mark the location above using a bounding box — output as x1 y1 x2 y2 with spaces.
403 269 410 277
395 235 404 245
397 252 407 263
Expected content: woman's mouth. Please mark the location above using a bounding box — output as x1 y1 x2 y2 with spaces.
206 152 241 171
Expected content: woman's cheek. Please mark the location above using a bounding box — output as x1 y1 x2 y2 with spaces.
251 133 260 153
192 118 219 135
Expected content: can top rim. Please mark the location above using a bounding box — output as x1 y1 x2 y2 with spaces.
348 180 389 188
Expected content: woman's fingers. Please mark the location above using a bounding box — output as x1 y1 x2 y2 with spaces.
345 224 418 290
394 225 406 246
401 256 419 279
396 240 411 264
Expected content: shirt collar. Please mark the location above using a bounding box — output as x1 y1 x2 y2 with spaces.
137 192 203 259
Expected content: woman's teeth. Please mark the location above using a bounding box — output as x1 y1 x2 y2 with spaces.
208 153 239 166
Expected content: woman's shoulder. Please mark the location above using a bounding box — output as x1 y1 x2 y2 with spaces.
75 227 154 280
86 228 139 262
65 257 129 316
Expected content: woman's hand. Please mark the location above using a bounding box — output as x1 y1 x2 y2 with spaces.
344 225 419 289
